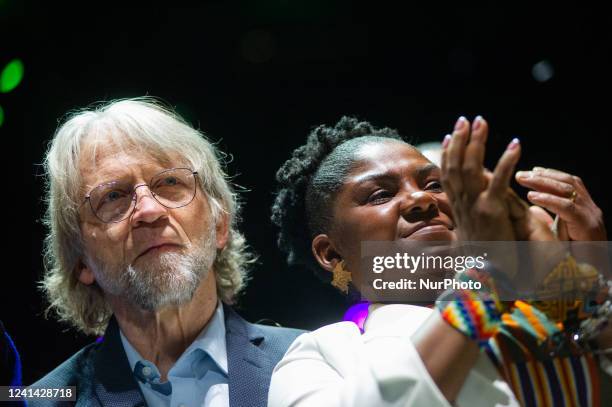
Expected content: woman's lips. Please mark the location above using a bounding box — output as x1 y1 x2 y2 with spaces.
405 224 455 240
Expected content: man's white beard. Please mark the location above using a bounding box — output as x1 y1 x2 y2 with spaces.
88 226 217 311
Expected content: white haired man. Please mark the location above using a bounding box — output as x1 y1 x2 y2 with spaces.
33 98 304 406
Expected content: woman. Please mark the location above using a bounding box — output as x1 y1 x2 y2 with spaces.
268 116 610 406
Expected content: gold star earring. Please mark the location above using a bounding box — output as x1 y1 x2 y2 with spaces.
331 260 352 294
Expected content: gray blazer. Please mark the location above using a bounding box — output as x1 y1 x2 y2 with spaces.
32 304 305 406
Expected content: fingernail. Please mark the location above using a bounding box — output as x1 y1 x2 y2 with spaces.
516 171 529 179
472 116 482 131
507 138 520 150
454 116 466 131
442 134 452 148
533 166 546 172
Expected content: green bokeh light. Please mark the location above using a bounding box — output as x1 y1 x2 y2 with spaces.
0 59 24 93
0 105 4 127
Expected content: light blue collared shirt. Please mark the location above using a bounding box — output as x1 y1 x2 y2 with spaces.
120 302 229 407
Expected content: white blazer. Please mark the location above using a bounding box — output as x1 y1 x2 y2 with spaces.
268 304 520 407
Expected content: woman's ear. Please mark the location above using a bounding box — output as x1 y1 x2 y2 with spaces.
76 259 95 285
312 234 343 273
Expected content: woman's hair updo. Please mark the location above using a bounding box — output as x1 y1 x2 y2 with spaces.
271 116 405 280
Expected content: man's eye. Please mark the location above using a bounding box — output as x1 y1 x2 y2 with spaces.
162 176 179 186
104 190 127 202
425 181 443 192
368 190 393 204
154 176 181 188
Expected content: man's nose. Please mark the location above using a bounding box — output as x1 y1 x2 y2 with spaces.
399 191 439 222
130 184 168 226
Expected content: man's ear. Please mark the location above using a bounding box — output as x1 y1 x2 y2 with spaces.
312 234 342 274
215 211 230 250
76 259 95 286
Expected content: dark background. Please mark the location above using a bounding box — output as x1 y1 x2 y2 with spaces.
1 2 610 384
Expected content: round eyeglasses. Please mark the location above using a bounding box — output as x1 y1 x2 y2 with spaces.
83 168 199 223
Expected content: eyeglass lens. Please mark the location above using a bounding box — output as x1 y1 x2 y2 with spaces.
89 168 196 223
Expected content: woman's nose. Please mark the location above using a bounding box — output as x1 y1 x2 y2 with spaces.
400 191 438 221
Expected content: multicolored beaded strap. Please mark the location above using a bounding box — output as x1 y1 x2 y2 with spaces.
436 270 504 345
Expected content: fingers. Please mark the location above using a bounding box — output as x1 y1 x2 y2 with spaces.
483 168 493 189
509 211 529 242
515 171 575 197
461 116 488 199
525 191 579 221
528 205 555 227
508 189 530 239
520 167 606 241
441 116 470 201
528 206 558 241
507 188 530 218
531 167 574 183
489 138 521 195
525 167 592 199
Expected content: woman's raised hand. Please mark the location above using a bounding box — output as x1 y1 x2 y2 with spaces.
441 116 521 241
515 167 607 241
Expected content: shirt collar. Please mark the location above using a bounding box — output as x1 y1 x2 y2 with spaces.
120 300 228 377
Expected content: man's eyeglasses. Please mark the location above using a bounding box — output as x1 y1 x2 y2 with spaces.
83 168 199 223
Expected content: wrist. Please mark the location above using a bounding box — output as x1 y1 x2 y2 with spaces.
435 271 505 346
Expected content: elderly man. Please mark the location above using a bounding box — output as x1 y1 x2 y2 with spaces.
33 98 304 406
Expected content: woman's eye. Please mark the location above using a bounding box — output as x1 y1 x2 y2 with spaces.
425 181 443 192
368 190 393 204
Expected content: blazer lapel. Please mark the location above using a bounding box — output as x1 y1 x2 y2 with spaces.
224 304 276 407
92 316 146 407
90 309 276 407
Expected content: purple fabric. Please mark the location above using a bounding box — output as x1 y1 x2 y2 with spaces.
342 302 370 333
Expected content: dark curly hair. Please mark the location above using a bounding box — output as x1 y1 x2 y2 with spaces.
271 116 407 281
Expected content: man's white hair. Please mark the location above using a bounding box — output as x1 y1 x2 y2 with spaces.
41 97 254 335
